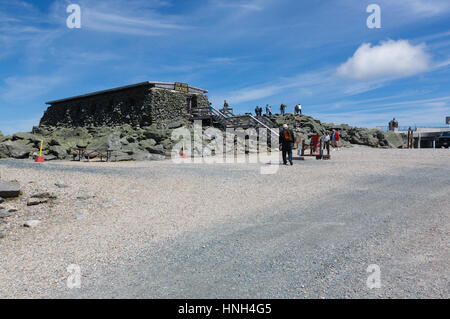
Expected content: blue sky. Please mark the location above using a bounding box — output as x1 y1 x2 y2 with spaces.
0 0 449 134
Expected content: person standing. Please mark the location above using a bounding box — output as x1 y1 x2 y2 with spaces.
333 129 340 150
323 132 331 155
279 124 294 165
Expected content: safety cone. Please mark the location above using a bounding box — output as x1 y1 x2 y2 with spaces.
181 141 189 158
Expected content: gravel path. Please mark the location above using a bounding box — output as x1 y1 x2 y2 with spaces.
0 147 448 298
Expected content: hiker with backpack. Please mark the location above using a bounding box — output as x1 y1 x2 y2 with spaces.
279 124 295 165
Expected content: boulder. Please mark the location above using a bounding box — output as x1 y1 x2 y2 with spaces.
49 145 67 159
0 140 35 159
382 131 407 148
146 144 165 155
143 126 169 142
139 139 157 149
0 180 21 198
0 210 11 218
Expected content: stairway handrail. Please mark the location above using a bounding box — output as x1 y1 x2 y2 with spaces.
248 114 280 137
210 106 228 119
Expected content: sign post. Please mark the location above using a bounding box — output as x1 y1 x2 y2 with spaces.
174 82 189 93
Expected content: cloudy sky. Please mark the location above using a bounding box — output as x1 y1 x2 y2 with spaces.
0 0 449 134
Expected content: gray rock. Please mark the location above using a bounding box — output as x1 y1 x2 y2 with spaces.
76 195 94 200
49 145 67 159
0 140 34 159
31 192 57 199
27 198 48 206
146 144 165 155
23 220 40 228
167 121 184 129
0 210 11 218
45 154 57 161
139 139 157 149
0 180 21 198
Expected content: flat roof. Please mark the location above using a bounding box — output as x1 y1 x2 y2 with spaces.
46 81 208 104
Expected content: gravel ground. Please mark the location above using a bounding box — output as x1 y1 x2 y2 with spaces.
0 147 448 298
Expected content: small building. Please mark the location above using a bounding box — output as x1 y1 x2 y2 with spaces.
40 81 209 128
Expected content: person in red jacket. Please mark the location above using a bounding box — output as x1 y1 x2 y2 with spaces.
331 129 340 150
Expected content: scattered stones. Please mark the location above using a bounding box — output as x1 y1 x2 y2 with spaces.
0 180 21 198
23 220 40 228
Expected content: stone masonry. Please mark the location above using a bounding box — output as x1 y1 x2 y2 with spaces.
40 82 209 129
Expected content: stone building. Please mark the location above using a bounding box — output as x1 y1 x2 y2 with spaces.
40 81 209 128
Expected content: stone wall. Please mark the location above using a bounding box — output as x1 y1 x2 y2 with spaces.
40 84 209 129
149 88 208 129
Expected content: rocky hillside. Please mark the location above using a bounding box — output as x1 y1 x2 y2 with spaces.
0 114 407 161
265 114 407 148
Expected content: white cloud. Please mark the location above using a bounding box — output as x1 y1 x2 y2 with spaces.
403 0 450 16
337 40 431 81
0 75 64 103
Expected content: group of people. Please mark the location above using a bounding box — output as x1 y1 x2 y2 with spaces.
254 104 302 116
254 104 272 116
254 106 264 116
321 129 341 154
279 125 341 166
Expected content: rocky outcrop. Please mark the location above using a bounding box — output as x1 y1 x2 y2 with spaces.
0 114 408 162
263 114 407 148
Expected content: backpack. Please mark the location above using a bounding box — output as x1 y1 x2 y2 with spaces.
283 130 292 142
